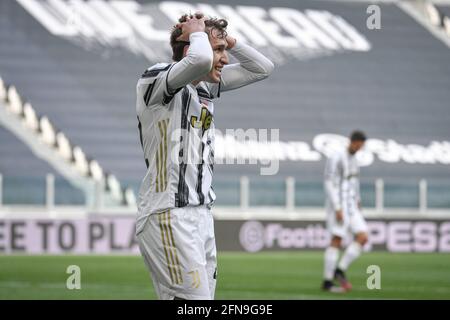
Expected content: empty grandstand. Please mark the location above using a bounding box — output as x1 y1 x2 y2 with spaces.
0 0 449 209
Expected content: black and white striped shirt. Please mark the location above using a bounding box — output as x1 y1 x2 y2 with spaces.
135 32 274 233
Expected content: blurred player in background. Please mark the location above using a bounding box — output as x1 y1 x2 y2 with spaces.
135 13 274 300
322 130 369 292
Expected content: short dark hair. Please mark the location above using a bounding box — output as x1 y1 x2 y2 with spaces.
350 130 367 142
170 14 228 61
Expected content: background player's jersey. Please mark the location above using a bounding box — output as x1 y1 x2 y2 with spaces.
135 32 274 234
324 148 361 214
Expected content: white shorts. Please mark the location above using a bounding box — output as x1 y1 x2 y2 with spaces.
326 205 368 239
137 206 217 300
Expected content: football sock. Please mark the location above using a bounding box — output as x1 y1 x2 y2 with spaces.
324 246 339 280
338 242 362 271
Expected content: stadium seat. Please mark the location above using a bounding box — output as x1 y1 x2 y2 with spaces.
23 102 39 132
7 86 23 115
89 160 104 182
444 16 450 36
426 2 442 26
106 173 122 201
124 187 137 207
73 146 89 176
39 116 56 147
56 131 72 161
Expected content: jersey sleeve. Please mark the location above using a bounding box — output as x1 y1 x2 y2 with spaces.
206 40 274 96
324 153 342 211
166 32 213 93
137 32 213 108
137 63 172 109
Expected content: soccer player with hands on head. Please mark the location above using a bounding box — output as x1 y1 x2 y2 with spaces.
135 12 274 300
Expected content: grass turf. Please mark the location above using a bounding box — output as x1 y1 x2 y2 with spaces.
0 252 449 299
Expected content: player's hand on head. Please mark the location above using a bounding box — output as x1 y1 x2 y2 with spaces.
225 35 237 49
336 210 343 223
176 12 206 42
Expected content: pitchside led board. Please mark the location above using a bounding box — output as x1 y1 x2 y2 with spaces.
0 217 449 254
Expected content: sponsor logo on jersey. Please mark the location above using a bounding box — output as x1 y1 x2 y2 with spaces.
191 106 213 130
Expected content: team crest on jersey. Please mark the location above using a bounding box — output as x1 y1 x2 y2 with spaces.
190 105 212 130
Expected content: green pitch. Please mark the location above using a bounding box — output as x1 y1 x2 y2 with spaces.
0 252 449 299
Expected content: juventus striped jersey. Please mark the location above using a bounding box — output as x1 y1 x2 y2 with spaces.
324 148 361 213
135 32 274 233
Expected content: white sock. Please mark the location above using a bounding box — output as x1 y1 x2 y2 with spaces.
324 247 339 280
338 242 362 271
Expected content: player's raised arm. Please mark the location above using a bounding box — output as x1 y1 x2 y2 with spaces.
218 36 275 92
166 14 213 93
324 154 342 212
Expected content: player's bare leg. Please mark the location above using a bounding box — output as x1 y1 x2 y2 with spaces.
335 232 368 291
322 236 345 293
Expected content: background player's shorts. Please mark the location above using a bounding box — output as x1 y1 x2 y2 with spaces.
137 205 217 300
326 205 368 239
